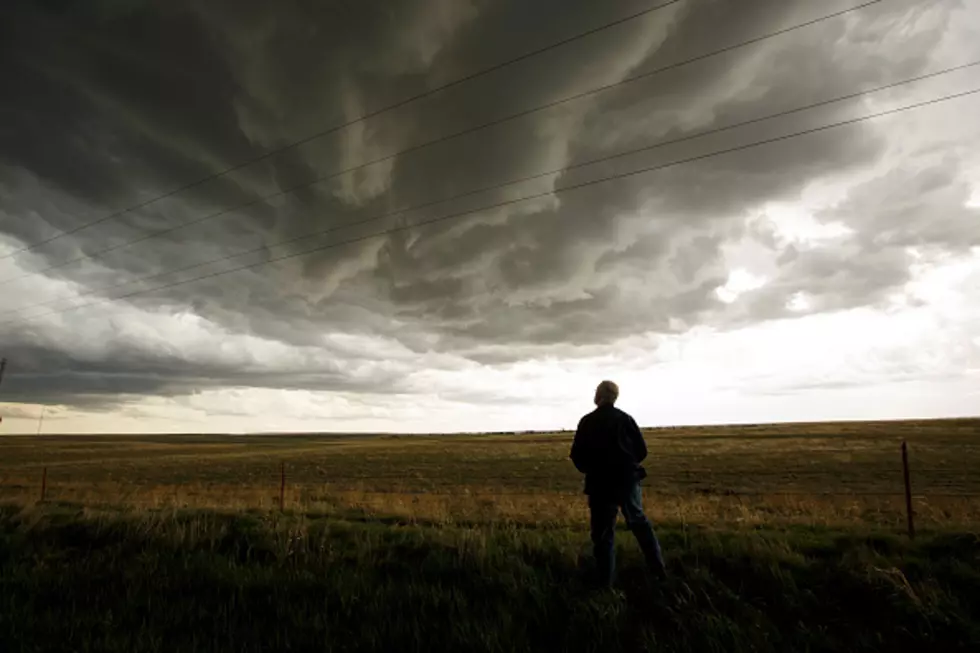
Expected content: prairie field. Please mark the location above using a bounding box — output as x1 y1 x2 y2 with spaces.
1 418 979 652
1 417 979 528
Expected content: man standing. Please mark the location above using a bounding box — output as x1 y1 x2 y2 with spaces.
570 380 666 587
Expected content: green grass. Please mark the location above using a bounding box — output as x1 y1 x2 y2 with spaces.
0 504 978 652
1 420 978 650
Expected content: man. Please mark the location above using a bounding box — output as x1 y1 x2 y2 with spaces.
570 380 666 587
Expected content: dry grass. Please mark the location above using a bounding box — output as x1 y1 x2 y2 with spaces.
1 418 979 529
2 419 979 652
3 478 980 530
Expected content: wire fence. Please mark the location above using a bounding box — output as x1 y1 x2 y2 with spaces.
10 464 980 499
7 467 980 500
4 436 979 538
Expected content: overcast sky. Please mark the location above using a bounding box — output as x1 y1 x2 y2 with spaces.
1 0 978 434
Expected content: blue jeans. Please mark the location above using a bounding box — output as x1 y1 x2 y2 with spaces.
588 482 665 587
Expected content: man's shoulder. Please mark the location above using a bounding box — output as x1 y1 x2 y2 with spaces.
580 406 634 424
611 407 635 421
577 408 606 429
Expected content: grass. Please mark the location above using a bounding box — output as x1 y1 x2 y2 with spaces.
1 418 979 527
0 419 978 650
0 503 978 652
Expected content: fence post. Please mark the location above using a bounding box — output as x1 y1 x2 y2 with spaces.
40 467 47 502
901 441 915 539
280 462 286 512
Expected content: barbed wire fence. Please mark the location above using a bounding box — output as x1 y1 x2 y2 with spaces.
12 438 980 538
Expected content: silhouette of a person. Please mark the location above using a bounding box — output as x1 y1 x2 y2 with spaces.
570 380 666 587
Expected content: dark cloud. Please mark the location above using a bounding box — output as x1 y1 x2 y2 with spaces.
2 339 416 408
0 0 973 409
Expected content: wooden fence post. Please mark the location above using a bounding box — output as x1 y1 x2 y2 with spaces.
280 462 286 512
901 441 915 539
40 467 47 502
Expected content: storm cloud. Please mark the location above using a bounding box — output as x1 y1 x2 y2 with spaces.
1 0 978 430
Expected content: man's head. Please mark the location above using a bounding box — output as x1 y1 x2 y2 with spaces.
594 380 619 407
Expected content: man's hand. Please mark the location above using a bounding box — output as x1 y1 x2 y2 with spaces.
570 420 592 474
630 418 647 463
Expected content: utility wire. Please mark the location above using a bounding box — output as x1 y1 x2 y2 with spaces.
3 85 978 329
2 59 976 320
0 0 685 260
0 0 882 284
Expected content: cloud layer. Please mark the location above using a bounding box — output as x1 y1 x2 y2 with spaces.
1 0 978 430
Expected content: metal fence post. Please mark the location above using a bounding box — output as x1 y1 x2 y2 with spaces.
901 441 915 539
280 462 286 511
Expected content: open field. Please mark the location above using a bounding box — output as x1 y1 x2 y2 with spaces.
1 503 979 652
1 418 979 528
1 419 979 651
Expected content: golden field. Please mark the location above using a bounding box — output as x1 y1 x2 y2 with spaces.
2 418 978 528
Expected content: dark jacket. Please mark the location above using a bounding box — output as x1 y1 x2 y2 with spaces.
570 404 647 498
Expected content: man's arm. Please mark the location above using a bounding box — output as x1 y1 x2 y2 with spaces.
629 417 647 463
570 419 593 474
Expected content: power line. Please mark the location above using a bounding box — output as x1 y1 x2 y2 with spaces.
0 0 685 261
9 87 980 325
4 85 978 329
0 0 883 284
3 60 976 320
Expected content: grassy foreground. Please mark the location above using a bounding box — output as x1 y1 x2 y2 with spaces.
1 503 978 652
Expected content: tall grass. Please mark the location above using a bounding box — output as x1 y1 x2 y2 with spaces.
0 502 978 652
3 477 980 530
2 423 979 650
